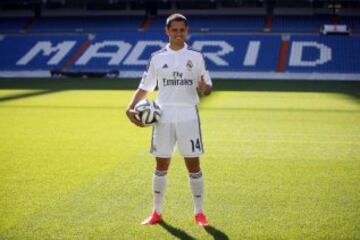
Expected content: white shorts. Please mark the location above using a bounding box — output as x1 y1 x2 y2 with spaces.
150 106 204 158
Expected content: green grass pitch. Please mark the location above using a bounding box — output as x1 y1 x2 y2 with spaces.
0 79 359 239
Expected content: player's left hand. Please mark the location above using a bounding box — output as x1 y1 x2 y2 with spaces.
198 75 212 96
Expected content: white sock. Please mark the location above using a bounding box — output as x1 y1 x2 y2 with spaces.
189 171 204 215
153 170 167 214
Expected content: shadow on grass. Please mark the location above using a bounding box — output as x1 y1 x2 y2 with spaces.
205 226 229 240
0 78 139 90
158 221 229 240
0 78 359 102
0 89 62 103
158 221 196 240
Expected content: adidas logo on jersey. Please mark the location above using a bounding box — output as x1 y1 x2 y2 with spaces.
162 64 168 69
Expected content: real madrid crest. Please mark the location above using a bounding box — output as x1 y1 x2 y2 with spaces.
186 60 193 71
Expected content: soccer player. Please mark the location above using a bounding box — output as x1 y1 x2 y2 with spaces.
126 13 212 227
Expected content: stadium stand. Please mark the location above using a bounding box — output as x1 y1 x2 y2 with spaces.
2 14 358 34
0 0 359 80
340 15 360 33
0 17 32 33
29 16 144 33
149 15 267 32
271 15 332 33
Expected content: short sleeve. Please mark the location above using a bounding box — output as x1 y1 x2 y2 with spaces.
138 57 157 92
199 55 212 86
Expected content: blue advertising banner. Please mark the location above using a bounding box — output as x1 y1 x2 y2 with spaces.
0 35 87 70
0 32 359 79
286 35 360 73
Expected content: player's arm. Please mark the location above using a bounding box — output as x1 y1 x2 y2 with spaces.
126 88 148 127
126 55 156 127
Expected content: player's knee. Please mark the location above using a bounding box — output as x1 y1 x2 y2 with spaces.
184 157 200 173
156 157 170 171
188 166 201 173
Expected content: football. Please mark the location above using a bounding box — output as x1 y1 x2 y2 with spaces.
134 99 161 126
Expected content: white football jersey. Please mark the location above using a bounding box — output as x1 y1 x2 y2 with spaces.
139 43 212 107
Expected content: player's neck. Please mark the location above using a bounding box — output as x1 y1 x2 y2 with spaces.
169 42 185 51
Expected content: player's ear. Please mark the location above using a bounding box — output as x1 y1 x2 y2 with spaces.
165 26 170 36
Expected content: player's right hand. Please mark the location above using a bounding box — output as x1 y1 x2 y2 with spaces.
126 108 145 127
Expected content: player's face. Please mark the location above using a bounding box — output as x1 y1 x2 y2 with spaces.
165 21 188 46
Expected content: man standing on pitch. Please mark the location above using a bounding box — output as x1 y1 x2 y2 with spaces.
126 13 212 227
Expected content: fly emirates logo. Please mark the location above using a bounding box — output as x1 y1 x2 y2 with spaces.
163 71 193 87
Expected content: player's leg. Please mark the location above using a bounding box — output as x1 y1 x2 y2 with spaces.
151 122 175 215
184 157 204 214
142 157 170 225
177 117 209 227
184 157 208 227
143 122 175 225
153 157 170 215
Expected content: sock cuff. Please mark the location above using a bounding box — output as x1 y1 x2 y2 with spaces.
154 170 168 176
189 171 203 179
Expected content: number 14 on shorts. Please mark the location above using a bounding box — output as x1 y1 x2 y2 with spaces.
190 138 201 152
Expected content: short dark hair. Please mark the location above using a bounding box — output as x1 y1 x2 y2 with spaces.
166 13 188 28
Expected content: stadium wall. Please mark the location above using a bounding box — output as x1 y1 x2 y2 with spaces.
0 33 359 80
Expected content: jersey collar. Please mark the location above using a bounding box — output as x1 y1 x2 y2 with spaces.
166 43 188 53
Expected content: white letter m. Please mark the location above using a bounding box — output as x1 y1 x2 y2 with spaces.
17 41 76 65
